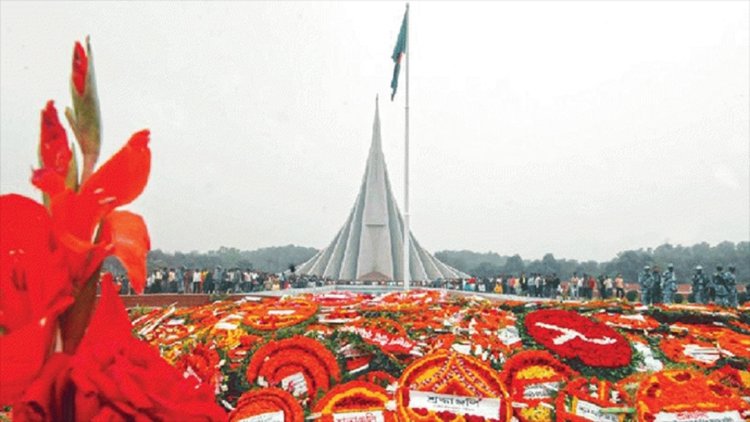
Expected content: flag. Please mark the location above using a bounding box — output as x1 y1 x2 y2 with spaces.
390 7 408 101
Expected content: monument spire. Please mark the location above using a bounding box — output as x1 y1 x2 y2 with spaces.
295 101 466 282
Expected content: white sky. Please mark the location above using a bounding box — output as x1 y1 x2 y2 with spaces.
1 1 748 262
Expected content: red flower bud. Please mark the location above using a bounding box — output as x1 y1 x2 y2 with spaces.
72 42 88 96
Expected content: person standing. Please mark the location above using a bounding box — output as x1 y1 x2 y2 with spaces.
581 274 588 299
570 273 580 299
713 266 728 306
614 274 625 299
662 264 677 304
587 274 597 300
519 272 528 296
175 267 184 294
581 273 589 299
691 266 708 304
603 276 613 300
167 268 177 293
192 268 202 293
724 266 738 307
651 267 662 305
638 266 653 305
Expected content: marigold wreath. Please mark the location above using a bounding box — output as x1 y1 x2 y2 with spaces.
229 387 304 422
312 380 396 422
396 350 512 421
635 369 750 421
499 350 578 422
246 336 341 401
555 377 631 422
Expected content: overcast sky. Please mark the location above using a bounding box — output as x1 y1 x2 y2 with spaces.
1 1 748 262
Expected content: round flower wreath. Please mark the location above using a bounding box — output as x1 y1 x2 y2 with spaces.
499 350 578 422
397 350 512 421
659 335 733 368
312 380 396 422
554 377 631 422
242 297 318 331
246 335 341 402
229 387 304 422
525 309 632 368
635 369 750 421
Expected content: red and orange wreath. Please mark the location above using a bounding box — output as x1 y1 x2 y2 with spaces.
397 350 512 421
500 350 578 422
555 377 631 422
312 380 396 422
229 387 304 422
635 369 750 421
246 336 341 402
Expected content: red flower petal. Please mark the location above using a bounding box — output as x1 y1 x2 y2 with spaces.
73 130 150 239
0 194 71 329
100 211 150 294
31 167 67 198
72 41 88 96
0 315 57 406
79 273 133 350
71 275 226 421
39 101 72 177
0 194 73 405
10 353 72 420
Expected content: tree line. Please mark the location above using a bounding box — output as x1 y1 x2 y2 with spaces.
103 241 748 285
435 241 749 284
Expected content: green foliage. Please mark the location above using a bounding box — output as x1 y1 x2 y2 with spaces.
104 244 318 274
434 250 506 277
216 348 251 407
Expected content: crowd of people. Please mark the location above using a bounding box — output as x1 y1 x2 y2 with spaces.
428 272 627 300
114 267 333 295
112 264 743 307
637 264 740 307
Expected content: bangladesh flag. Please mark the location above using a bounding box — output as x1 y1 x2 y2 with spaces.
390 8 408 101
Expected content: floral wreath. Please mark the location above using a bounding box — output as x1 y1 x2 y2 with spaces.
229 387 304 422
499 350 578 422
312 380 396 422
554 377 631 422
246 335 341 403
396 350 512 421
635 369 750 421
525 309 632 368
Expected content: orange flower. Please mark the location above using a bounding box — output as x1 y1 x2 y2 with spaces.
246 336 341 402
230 387 303 422
313 381 395 422
636 370 750 420
397 351 512 421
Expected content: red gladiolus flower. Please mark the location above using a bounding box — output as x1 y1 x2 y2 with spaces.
14 274 227 421
72 41 87 96
40 101 72 178
0 194 73 406
32 111 151 292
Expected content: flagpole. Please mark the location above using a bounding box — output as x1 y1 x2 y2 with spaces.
403 3 410 291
